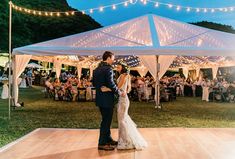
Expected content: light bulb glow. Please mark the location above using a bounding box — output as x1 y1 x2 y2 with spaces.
155 2 159 7
99 7 103 12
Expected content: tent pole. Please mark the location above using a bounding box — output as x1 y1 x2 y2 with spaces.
155 55 161 109
8 1 12 120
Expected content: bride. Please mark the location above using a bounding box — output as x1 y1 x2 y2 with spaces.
101 62 148 150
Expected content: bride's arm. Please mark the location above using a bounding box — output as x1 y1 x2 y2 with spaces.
118 74 127 89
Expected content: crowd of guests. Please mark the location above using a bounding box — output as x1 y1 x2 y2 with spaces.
160 76 235 103
16 67 235 103
45 74 93 102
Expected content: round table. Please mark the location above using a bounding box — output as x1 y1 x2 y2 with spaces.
1 79 9 99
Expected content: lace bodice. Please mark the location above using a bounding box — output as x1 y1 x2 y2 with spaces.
117 74 130 92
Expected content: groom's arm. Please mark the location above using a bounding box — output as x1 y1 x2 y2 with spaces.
105 67 120 95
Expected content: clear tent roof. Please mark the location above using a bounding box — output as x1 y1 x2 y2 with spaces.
13 14 235 56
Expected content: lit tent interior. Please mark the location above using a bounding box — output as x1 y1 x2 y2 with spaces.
12 14 235 106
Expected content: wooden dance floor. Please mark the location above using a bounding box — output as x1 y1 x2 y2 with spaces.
1 128 235 159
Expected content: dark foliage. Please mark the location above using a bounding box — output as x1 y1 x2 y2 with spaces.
0 0 101 52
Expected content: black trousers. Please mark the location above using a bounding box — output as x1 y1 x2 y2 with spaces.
196 85 202 97
98 107 114 145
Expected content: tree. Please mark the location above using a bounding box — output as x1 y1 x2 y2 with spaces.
0 0 101 52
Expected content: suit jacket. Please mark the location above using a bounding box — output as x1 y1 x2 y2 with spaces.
93 62 119 108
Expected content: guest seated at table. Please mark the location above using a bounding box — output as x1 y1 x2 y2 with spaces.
45 77 54 98
53 78 63 100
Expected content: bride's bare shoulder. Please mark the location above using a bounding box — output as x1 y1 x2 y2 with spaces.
120 73 128 77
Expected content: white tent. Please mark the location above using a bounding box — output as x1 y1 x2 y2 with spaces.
12 14 235 106
27 62 43 69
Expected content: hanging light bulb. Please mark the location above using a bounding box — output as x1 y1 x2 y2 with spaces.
124 2 128 6
65 12 69 16
71 11 75 15
196 8 200 12
45 12 48 16
50 12 53 16
204 8 207 12
82 11 85 14
186 7 191 12
112 5 116 10
33 10 36 15
143 0 147 5
155 2 159 7
38 11 42 15
230 7 234 11
99 6 104 12
168 4 173 8
56 12 60 16
176 6 181 11
89 9 93 13
211 9 215 13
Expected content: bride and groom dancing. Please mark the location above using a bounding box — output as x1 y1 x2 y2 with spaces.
93 51 148 151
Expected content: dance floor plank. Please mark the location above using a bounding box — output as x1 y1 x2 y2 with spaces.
1 128 235 159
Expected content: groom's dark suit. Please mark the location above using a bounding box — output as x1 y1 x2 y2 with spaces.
93 61 119 146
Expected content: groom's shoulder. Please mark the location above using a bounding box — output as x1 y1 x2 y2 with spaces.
97 65 112 71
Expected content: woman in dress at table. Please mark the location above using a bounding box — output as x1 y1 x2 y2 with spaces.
201 78 211 102
86 79 93 101
19 73 27 88
53 78 62 100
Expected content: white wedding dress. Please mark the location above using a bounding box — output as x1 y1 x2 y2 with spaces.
117 75 148 150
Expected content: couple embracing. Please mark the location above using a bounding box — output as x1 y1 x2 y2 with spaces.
93 51 148 151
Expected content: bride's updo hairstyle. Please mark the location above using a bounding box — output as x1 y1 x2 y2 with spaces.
118 61 130 74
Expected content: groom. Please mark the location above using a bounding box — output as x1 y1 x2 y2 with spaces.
93 51 126 151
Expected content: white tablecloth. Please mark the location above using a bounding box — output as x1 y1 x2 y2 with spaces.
1 80 8 99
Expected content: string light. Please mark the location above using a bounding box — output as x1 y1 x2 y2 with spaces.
143 0 235 13
10 0 235 18
10 1 134 17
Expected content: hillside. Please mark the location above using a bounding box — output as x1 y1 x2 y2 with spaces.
192 21 235 34
0 0 101 52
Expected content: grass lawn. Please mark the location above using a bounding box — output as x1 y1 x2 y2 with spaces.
0 86 235 147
